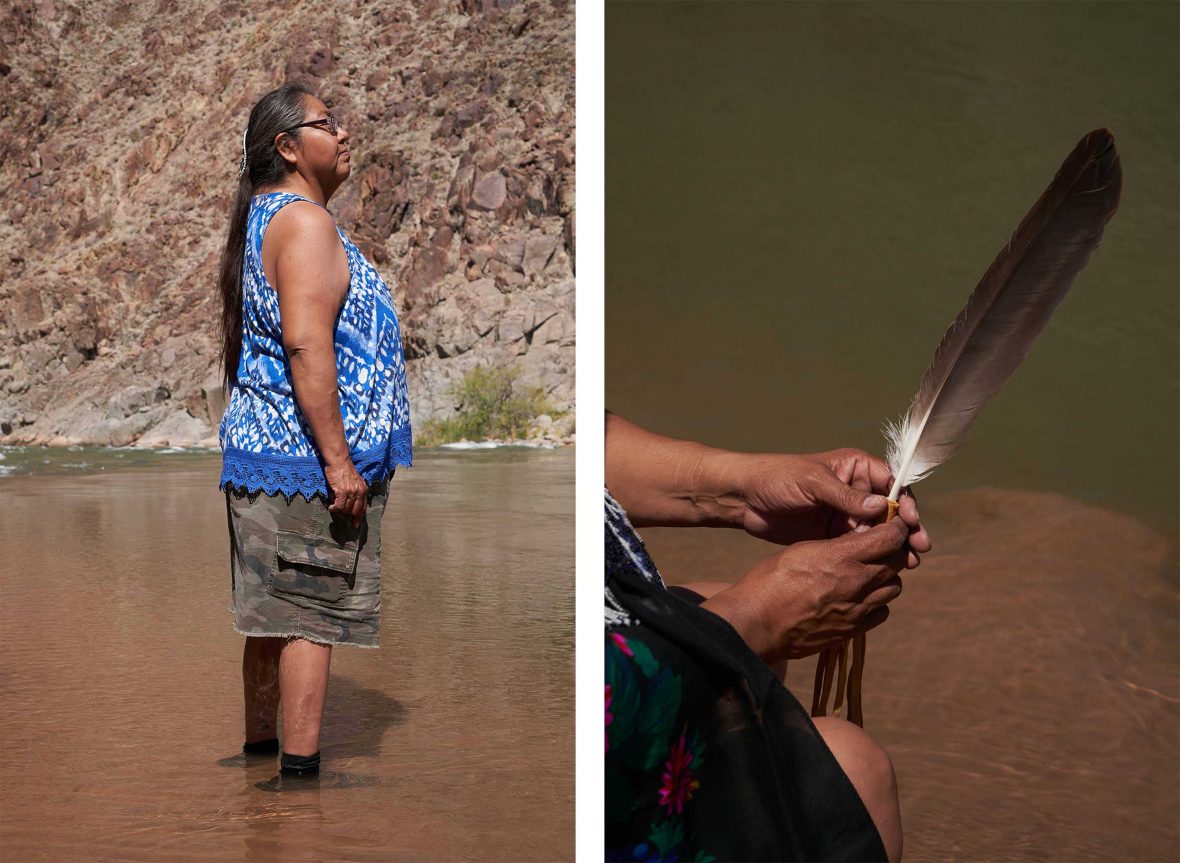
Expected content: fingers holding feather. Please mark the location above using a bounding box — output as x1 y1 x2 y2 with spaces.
842 518 909 567
843 450 895 499
896 492 932 555
867 458 895 498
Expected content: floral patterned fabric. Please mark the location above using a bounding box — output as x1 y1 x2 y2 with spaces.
607 630 714 863
219 192 412 499
605 488 887 862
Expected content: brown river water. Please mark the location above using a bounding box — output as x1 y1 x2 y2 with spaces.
607 2 1178 860
0 447 573 862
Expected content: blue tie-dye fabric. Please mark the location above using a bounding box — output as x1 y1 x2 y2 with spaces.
219 192 412 499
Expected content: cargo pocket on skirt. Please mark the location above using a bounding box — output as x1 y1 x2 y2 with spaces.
267 518 363 605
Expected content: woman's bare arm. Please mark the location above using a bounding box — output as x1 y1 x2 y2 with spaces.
605 411 930 564
265 201 367 525
605 411 749 528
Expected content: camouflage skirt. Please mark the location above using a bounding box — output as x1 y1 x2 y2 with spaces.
225 481 389 648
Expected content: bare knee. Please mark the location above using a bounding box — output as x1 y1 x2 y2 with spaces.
813 716 895 796
812 717 902 863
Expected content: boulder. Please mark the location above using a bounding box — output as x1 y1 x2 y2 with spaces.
522 234 557 276
470 171 507 211
135 409 214 448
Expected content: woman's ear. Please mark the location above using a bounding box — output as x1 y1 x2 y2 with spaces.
273 132 298 167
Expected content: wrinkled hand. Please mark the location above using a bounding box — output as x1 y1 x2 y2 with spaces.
324 459 368 528
739 449 931 567
703 516 911 663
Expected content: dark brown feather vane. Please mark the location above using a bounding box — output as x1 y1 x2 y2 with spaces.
884 129 1124 499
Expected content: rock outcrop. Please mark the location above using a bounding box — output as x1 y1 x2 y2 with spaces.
0 0 575 448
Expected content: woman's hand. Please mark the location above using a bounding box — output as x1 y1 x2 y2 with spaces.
738 449 931 566
605 416 931 561
323 459 368 527
701 517 910 663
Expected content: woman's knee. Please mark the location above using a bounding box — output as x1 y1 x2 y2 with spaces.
813 716 895 791
812 716 901 862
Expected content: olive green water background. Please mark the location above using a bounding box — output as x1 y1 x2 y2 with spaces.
607 3 1179 861
606 0 1179 539
0 447 573 862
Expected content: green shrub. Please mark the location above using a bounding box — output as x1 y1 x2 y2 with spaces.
417 364 555 446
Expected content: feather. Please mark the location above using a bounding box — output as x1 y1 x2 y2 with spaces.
816 129 1124 728
884 128 1123 500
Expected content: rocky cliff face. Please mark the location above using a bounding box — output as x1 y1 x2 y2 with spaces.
0 0 574 448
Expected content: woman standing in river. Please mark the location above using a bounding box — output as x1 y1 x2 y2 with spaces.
216 82 412 779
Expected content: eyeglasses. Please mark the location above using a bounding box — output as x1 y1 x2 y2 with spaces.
281 115 341 137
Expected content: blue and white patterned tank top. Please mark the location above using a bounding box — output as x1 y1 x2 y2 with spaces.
219 191 412 499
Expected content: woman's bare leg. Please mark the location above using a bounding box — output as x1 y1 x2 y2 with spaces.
812 716 902 863
243 636 284 743
279 638 333 756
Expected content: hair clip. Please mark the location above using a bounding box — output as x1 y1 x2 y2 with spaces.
238 126 249 179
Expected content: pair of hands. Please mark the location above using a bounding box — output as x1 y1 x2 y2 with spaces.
699 449 931 664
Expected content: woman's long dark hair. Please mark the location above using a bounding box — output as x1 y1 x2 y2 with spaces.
217 81 316 389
